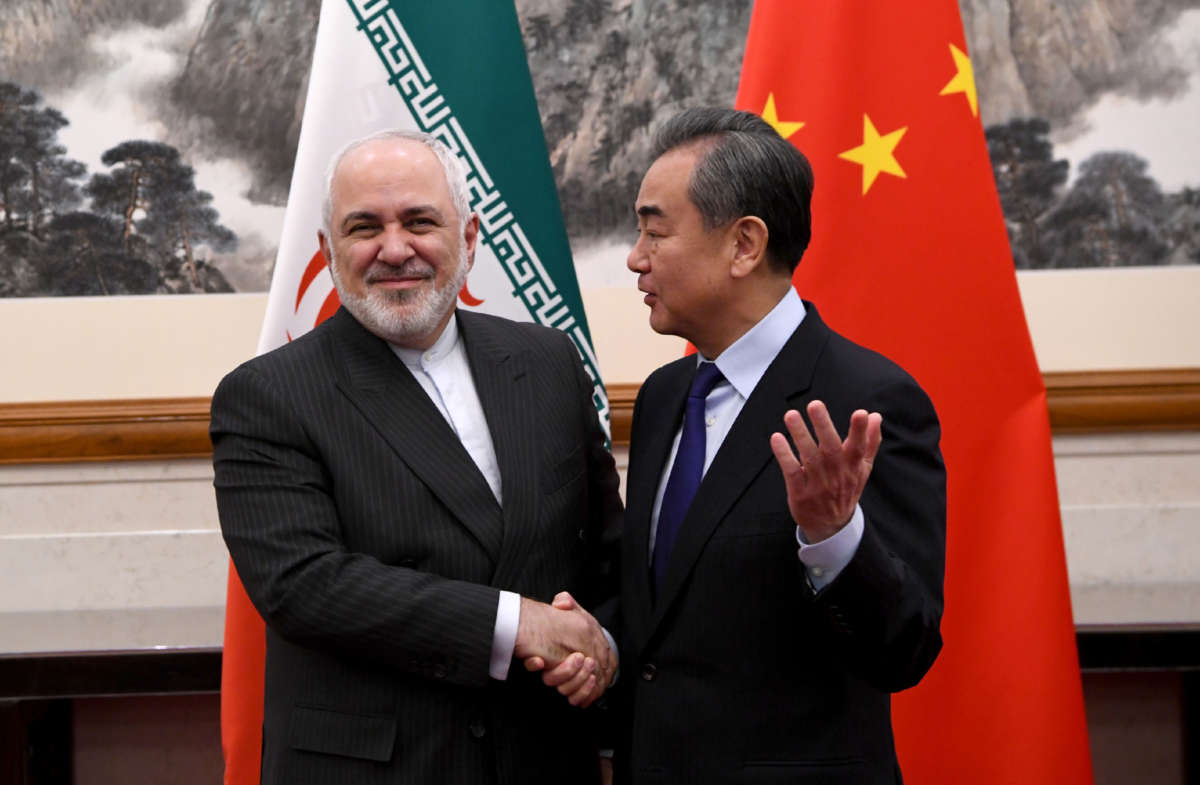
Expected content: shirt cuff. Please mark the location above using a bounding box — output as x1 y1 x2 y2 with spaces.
489 590 521 680
795 504 864 591
601 626 620 686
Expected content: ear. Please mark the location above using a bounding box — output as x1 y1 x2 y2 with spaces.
462 213 480 272
728 216 769 280
318 231 333 265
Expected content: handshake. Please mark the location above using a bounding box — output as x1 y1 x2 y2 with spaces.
514 591 616 708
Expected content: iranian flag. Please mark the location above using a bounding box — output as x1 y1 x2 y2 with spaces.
221 1 605 782
736 1 1093 782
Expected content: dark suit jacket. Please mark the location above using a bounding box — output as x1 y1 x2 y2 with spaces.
616 304 945 785
211 307 622 785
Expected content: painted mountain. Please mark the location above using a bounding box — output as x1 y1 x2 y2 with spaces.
0 0 1197 296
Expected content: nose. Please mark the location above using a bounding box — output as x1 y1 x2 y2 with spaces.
377 225 413 265
627 235 649 273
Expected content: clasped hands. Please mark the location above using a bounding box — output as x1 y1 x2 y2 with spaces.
513 401 878 707
515 592 615 708
768 400 883 541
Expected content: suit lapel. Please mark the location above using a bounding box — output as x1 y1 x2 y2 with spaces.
456 311 538 589
328 308 504 562
648 310 832 633
624 357 693 645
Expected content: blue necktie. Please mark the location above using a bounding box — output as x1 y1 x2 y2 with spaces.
653 361 725 593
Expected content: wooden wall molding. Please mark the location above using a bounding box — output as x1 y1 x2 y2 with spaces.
0 398 213 464
608 383 637 446
1042 369 1200 433
2 369 1198 464
612 369 1200 443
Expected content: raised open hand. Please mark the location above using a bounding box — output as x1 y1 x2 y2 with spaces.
769 400 882 542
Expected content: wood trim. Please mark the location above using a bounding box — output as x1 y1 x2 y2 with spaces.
1 369 1197 463
1042 369 1200 433
0 398 213 464
612 369 1200 443
608 383 638 446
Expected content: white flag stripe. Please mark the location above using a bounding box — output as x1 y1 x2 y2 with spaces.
293 272 336 335
260 0 608 435
258 0 422 353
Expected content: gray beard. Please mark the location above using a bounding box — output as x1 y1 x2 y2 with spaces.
329 249 470 346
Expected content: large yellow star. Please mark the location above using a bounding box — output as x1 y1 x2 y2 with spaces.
939 43 978 117
838 114 907 195
760 93 804 139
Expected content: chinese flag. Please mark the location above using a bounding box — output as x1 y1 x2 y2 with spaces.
736 1 1092 782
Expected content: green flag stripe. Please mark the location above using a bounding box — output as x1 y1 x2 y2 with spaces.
344 0 610 434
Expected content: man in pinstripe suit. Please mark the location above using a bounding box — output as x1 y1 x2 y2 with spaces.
211 130 622 785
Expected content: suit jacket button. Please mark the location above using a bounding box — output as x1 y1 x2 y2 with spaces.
640 663 657 681
433 663 449 679
469 719 487 738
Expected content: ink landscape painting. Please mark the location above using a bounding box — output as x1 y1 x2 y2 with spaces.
1 0 1196 298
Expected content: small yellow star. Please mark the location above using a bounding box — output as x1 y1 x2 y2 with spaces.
939 43 978 117
760 93 804 139
838 114 907 195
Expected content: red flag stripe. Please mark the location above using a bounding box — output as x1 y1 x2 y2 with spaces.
294 250 329 312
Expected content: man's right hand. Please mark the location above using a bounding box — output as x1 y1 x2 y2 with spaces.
514 592 615 707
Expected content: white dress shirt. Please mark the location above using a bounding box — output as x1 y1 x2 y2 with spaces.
648 288 864 591
390 317 520 680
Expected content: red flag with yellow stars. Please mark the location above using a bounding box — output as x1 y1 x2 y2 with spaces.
736 2 1092 782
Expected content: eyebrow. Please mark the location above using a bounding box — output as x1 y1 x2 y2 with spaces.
338 211 378 232
401 205 446 224
636 204 665 219
338 205 447 233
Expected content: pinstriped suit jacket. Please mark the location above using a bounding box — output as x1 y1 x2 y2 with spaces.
211 307 622 785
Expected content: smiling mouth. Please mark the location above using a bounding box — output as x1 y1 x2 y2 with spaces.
369 276 429 289
365 261 434 289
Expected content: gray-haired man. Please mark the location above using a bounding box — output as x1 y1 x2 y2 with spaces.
212 129 621 785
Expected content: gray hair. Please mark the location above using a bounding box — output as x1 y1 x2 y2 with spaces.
651 107 814 274
321 128 473 237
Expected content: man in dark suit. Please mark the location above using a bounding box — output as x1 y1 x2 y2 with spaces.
613 108 946 783
211 129 621 785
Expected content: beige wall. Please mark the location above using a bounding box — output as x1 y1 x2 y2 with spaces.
2 265 1199 403
3 431 1200 653
3 264 1198 638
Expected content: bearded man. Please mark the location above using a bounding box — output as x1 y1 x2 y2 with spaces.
210 129 622 785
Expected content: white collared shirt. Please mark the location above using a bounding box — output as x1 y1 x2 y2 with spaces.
390 316 503 504
648 288 864 590
390 317 519 679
